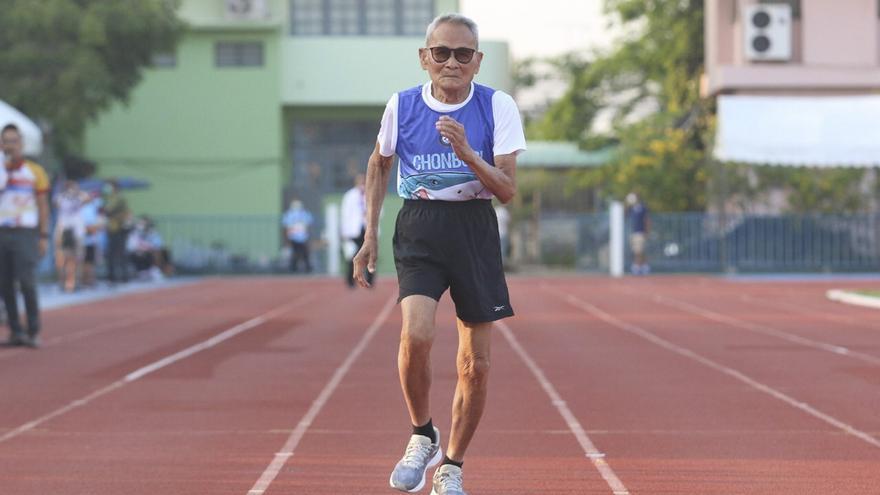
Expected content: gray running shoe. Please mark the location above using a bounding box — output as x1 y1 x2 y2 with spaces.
431 464 466 495
389 427 442 492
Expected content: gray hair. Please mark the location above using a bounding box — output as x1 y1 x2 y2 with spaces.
425 13 479 48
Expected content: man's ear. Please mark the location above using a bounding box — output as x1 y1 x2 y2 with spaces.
473 51 484 75
418 48 429 70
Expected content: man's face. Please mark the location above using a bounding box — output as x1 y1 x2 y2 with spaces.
1 129 23 161
419 22 482 95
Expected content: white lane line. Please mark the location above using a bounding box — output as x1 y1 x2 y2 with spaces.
497 320 630 495
0 296 312 445
246 293 396 495
644 291 880 366
549 287 880 450
828 289 880 311
738 294 867 328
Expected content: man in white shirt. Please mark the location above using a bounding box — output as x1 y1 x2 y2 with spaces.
340 173 373 288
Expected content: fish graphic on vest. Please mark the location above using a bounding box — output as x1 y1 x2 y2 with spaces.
398 172 486 201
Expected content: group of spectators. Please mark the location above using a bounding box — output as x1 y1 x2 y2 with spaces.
52 179 172 292
2 123 173 347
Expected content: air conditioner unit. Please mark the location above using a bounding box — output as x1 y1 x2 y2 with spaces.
225 0 268 20
743 4 792 61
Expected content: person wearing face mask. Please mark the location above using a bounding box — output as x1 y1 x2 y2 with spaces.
352 14 526 495
281 199 314 274
0 124 50 348
53 179 91 292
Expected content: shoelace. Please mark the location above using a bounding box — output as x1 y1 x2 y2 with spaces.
401 439 432 467
438 471 463 491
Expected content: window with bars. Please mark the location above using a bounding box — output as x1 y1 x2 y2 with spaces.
215 42 265 67
290 0 435 36
151 52 177 68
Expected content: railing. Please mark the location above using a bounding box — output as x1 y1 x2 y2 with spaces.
52 212 875 275
154 215 287 273
527 212 880 273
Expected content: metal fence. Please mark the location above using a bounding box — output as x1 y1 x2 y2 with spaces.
135 212 880 275
525 211 880 274
154 215 290 273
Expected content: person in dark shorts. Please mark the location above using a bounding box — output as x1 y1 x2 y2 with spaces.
352 13 526 495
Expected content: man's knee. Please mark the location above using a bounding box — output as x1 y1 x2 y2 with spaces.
400 321 434 353
457 353 490 383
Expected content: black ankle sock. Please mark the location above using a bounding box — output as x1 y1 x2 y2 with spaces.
412 418 436 443
441 455 463 469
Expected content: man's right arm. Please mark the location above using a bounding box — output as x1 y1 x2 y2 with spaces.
364 142 394 240
353 143 394 287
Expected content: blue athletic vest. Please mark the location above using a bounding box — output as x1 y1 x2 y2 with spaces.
396 83 496 201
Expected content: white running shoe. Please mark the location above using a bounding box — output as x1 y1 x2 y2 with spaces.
431 464 466 495
389 427 442 492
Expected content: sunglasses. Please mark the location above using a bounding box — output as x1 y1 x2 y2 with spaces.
427 46 477 64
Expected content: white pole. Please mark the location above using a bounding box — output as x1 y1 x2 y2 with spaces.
325 203 340 275
609 201 625 278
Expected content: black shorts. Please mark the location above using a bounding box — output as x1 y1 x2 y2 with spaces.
393 199 513 323
84 245 97 264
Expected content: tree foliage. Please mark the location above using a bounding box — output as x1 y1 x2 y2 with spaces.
529 0 708 212
0 0 183 162
528 0 873 214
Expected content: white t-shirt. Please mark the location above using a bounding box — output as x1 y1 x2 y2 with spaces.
376 82 527 159
340 186 366 239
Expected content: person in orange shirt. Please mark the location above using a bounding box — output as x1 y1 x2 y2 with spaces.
0 124 50 348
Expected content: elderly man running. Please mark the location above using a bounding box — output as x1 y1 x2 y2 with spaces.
353 13 526 495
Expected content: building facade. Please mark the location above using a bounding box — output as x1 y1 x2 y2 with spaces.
705 0 880 171
84 0 513 272
704 0 880 96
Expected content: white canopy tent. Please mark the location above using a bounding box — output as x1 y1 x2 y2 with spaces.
0 99 43 156
714 95 880 168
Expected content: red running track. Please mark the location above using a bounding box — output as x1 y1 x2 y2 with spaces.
0 276 878 494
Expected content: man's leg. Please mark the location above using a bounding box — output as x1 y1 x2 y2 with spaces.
399 295 438 426
445 319 492 463
0 235 24 340
12 231 40 342
390 294 442 492
302 241 312 273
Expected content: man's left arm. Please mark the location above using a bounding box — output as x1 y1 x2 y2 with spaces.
34 166 50 256
37 193 49 256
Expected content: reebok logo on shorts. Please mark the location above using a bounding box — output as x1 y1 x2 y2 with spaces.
493 305 506 312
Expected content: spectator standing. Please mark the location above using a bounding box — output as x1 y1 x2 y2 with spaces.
103 181 130 284
626 192 652 275
340 173 373 288
0 124 50 347
53 179 91 292
80 192 105 288
281 199 313 273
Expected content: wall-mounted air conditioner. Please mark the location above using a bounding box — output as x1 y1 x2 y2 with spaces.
225 0 268 20
744 3 792 62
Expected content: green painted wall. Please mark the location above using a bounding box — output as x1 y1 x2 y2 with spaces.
84 29 284 218
281 38 511 105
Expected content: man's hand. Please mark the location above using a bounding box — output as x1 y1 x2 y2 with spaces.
352 237 378 288
436 116 476 163
38 238 48 257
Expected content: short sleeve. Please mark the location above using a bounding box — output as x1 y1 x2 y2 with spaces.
377 93 399 157
492 91 527 157
32 163 50 194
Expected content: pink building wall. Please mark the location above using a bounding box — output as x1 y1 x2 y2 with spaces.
704 0 880 95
